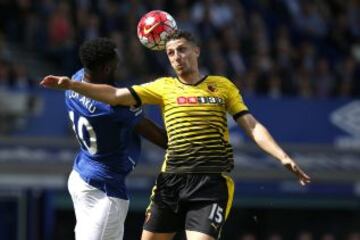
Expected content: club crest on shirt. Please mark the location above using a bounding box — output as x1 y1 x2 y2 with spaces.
207 83 217 92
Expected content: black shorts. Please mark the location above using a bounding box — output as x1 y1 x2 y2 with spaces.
143 172 234 239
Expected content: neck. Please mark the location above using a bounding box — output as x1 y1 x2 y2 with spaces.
178 71 202 85
84 71 107 84
83 71 92 83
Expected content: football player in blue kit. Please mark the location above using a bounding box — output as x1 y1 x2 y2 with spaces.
63 38 167 240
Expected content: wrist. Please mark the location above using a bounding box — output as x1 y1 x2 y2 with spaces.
280 155 292 165
68 79 76 90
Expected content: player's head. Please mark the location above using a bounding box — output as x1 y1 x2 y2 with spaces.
165 30 200 77
79 38 118 84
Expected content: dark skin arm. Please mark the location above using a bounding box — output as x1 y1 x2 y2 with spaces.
40 76 168 148
134 117 168 149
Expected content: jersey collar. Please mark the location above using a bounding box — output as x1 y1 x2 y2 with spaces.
176 75 208 86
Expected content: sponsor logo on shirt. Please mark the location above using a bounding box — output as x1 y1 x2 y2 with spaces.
177 96 224 105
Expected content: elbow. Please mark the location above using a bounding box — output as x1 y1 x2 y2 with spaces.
250 124 267 144
253 135 267 146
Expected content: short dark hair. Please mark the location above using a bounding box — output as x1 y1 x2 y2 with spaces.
167 30 199 47
79 38 116 72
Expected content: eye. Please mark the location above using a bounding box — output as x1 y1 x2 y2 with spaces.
167 50 174 57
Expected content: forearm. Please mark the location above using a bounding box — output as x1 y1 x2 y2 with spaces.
70 81 135 106
134 118 168 149
251 123 290 164
237 114 310 185
145 127 168 149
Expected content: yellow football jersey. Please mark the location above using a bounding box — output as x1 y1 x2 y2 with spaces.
131 75 249 173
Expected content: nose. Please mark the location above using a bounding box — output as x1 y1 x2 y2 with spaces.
174 54 181 63
174 50 181 61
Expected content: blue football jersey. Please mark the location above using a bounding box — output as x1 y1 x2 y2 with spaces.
65 69 144 199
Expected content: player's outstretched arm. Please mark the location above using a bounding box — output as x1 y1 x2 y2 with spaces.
40 75 137 106
236 113 311 186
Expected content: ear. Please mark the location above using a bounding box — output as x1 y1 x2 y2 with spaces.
194 46 200 58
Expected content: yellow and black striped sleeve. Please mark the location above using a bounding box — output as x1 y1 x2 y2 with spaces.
224 79 249 120
129 78 164 105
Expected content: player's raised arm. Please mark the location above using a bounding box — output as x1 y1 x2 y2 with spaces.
236 113 311 186
40 75 137 106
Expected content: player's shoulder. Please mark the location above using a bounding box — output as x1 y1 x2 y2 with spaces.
138 76 176 86
207 75 232 83
71 68 85 81
153 76 176 83
65 68 84 98
206 75 236 88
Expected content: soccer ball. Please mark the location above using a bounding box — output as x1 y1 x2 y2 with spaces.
137 10 177 51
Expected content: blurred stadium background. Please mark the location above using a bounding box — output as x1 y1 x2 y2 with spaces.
0 0 359 239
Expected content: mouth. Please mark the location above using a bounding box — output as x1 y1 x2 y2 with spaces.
175 66 184 72
174 64 184 70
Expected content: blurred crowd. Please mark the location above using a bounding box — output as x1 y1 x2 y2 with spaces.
0 35 37 133
0 0 359 98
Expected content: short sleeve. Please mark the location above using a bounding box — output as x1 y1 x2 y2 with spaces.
225 80 249 120
130 79 164 105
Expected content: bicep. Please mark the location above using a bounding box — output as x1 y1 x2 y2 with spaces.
236 113 257 137
115 88 138 106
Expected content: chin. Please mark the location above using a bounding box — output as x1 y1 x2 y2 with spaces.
176 68 189 76
174 69 183 75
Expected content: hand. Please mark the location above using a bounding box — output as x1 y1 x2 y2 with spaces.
282 158 311 186
40 75 72 90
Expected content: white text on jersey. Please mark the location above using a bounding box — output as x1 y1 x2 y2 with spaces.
68 91 97 113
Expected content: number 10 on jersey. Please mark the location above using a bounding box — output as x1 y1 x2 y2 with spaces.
69 111 98 155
